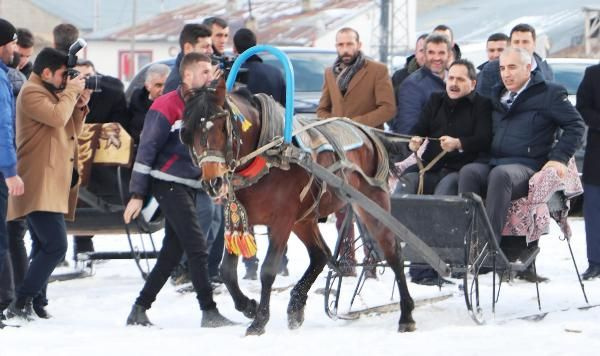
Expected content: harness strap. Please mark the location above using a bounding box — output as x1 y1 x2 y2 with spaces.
415 149 447 195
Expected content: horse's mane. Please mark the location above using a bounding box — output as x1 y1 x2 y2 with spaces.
181 87 224 147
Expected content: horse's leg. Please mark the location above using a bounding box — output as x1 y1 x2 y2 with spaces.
246 227 290 336
220 251 258 319
352 192 416 332
287 220 331 329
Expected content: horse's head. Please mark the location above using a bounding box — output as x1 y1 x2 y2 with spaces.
181 87 237 197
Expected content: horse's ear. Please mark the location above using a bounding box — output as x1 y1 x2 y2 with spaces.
214 76 226 108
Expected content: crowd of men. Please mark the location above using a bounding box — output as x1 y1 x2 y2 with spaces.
0 14 599 329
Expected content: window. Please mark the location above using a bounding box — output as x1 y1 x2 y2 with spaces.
118 50 153 82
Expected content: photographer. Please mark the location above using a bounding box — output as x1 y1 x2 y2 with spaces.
6 47 89 320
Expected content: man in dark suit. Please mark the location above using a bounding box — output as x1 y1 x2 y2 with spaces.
576 62 600 280
459 47 584 282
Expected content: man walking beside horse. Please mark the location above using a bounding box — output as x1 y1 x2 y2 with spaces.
317 27 396 277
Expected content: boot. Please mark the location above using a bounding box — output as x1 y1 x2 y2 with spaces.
33 304 52 319
126 304 153 326
201 308 236 328
6 297 35 321
243 268 258 280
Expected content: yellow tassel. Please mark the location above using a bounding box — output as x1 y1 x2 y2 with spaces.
241 118 253 132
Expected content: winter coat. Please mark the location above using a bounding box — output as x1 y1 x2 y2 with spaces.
7 67 25 98
239 54 286 106
317 59 396 128
488 71 585 170
476 52 554 99
576 63 600 185
163 52 183 95
390 66 445 134
86 75 130 128
128 87 153 145
129 88 202 197
0 62 15 179
391 55 420 102
8 73 88 221
411 91 492 172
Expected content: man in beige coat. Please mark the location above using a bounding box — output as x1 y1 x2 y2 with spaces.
7 47 88 320
317 27 396 276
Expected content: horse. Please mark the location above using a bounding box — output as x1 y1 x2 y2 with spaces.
180 85 415 336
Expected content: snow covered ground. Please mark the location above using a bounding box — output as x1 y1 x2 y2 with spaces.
2 218 600 356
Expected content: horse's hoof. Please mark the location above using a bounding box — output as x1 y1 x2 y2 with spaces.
287 309 305 330
245 323 265 336
242 299 258 319
398 322 416 333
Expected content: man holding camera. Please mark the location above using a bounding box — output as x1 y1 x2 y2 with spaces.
6 47 90 320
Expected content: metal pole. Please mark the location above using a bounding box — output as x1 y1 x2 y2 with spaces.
380 0 390 64
129 0 137 82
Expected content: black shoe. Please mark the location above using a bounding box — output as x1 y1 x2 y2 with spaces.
243 269 258 280
412 277 454 286
6 297 35 321
126 304 153 326
581 264 600 280
201 308 236 328
33 304 52 319
515 267 549 283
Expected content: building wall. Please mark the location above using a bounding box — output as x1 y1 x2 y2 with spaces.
0 0 62 41
85 40 178 81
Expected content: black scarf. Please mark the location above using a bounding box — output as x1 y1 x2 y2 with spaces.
333 51 365 96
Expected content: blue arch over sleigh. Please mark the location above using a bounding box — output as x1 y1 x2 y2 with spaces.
225 45 295 144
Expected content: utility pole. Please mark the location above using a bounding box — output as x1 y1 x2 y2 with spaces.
129 0 137 82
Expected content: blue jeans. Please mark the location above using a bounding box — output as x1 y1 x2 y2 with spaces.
584 183 600 266
18 211 68 306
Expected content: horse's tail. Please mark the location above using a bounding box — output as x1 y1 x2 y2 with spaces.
374 132 412 179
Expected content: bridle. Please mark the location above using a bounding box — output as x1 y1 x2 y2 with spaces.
189 99 242 175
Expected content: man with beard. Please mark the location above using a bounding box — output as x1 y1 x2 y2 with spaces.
123 53 233 328
0 18 24 326
396 59 492 285
317 27 396 276
390 34 450 135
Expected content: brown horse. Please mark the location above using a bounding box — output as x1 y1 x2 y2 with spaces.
180 87 415 335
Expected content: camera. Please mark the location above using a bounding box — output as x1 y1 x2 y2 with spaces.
64 38 102 92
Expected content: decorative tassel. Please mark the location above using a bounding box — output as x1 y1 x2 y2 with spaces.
223 194 257 258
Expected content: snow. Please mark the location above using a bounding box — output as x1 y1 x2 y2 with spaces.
2 219 600 356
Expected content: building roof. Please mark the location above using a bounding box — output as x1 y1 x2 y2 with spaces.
30 0 199 32
87 0 375 46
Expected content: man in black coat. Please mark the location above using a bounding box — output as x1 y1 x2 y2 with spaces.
391 33 427 100
576 62 600 280
459 48 584 280
233 28 286 106
128 63 170 145
476 24 554 99
396 59 492 285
